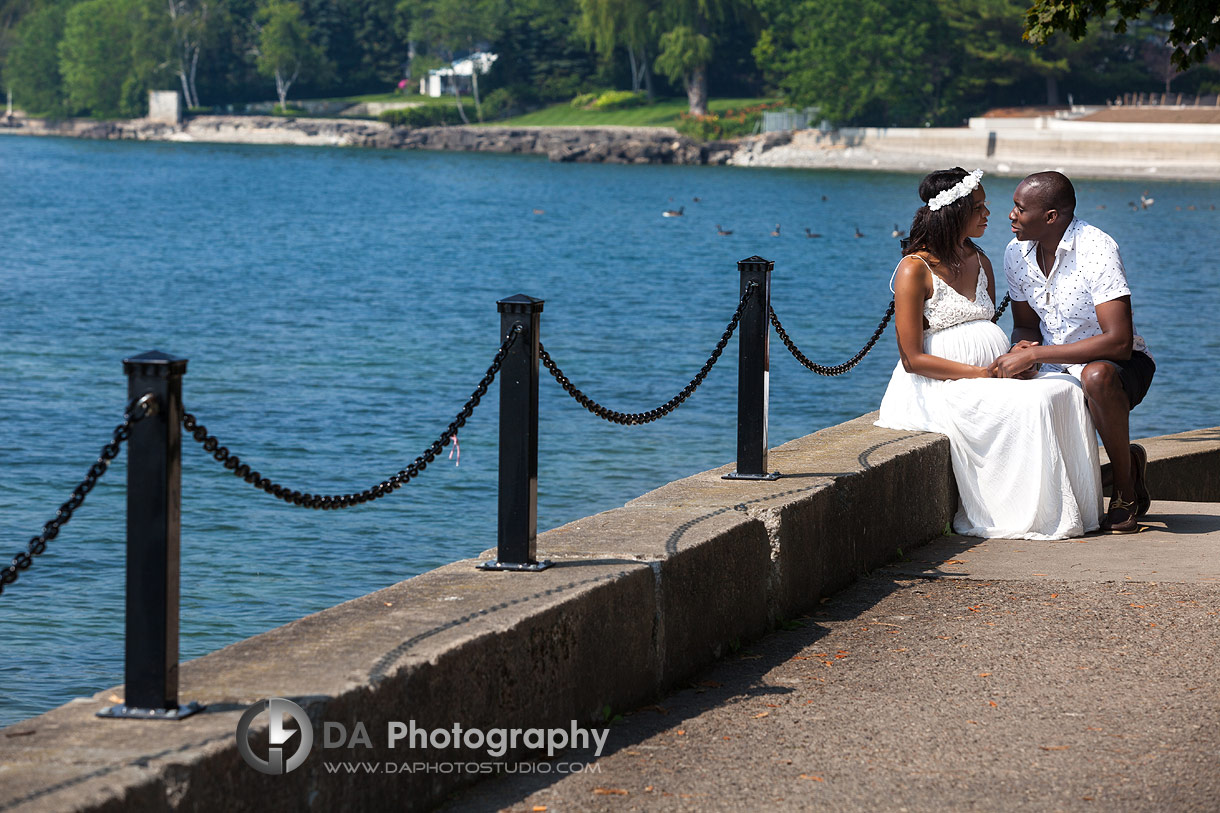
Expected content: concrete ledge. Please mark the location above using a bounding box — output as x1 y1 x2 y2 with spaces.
736 126 1220 180
2 417 1216 812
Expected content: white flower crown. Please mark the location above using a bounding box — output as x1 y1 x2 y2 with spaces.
927 169 984 211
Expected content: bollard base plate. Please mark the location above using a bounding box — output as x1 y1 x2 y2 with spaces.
96 700 206 720
477 559 553 572
722 471 782 481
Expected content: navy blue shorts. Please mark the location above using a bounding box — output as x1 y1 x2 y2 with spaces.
1094 350 1155 409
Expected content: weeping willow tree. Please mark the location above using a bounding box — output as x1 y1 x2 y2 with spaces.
653 0 750 115
578 0 656 95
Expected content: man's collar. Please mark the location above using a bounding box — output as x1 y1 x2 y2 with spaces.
1058 216 1083 253
1024 216 1080 259
1018 216 1081 270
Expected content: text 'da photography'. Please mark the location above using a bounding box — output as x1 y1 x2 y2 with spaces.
236 697 608 780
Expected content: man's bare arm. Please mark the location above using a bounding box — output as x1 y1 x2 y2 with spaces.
992 300 1043 378
992 296 1134 378
1008 299 1043 346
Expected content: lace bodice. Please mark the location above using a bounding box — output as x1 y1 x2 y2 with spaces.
923 261 994 333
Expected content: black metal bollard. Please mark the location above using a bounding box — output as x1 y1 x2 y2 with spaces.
724 256 780 480
97 351 203 720
479 295 552 571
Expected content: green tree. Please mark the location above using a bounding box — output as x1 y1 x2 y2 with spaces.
578 0 656 95
398 0 503 120
395 0 500 120
255 0 329 110
288 0 406 96
941 0 1071 107
1 0 38 96
653 0 749 115
939 0 1183 111
337 0 409 92
165 0 230 108
481 0 603 106
654 23 710 111
754 0 946 125
125 0 179 115
3 2 67 113
59 0 137 116
1024 0 1220 69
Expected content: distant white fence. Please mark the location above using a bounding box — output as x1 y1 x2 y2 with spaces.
761 108 823 133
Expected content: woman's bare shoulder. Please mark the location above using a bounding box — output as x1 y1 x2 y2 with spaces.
893 254 934 293
905 249 939 265
896 253 935 277
977 250 995 280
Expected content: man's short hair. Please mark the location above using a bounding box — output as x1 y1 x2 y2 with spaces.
1022 171 1076 215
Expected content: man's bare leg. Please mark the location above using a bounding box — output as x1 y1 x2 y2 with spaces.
1081 361 1133 501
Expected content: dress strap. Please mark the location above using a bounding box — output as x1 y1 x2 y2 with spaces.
889 254 932 293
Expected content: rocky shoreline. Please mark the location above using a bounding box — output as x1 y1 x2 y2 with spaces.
0 114 747 165
4 113 1218 180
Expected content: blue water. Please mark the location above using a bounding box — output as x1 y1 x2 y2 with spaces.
2 135 1218 726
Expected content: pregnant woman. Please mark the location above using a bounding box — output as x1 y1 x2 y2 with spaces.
875 168 1102 539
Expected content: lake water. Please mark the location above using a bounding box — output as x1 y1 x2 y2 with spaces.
2 135 1218 726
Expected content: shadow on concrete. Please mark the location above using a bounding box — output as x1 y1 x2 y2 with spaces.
1139 511 1220 535
438 574 920 811
873 536 981 580
1166 428 1220 443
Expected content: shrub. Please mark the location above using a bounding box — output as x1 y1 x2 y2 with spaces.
674 101 784 141
569 92 599 109
378 105 464 128
271 104 308 116
481 88 509 119
538 74 584 102
570 89 648 111
591 89 646 110
482 85 538 120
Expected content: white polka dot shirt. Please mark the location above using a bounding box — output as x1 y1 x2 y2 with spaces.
1004 217 1150 374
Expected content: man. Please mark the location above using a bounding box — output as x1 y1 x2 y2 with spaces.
991 171 1155 534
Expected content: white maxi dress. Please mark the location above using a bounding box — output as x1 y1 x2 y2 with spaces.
875 265 1103 540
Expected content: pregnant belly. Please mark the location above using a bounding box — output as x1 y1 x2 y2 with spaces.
924 319 1011 367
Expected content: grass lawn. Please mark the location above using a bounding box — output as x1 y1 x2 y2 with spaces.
338 91 459 107
494 97 776 128
288 93 776 126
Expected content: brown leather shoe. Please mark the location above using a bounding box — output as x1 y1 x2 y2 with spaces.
1130 443 1150 517
1100 494 1141 534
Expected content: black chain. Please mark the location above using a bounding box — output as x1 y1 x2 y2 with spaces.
770 302 895 376
1 394 157 597
540 283 756 425
772 292 1013 377
991 293 1011 323
181 327 521 509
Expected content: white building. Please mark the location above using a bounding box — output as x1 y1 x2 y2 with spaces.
421 52 498 98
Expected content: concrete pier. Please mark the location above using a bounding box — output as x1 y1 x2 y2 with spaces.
450 501 1220 812
0 417 1217 812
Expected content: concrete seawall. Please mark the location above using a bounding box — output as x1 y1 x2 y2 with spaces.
733 124 1220 180
1 417 1217 812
